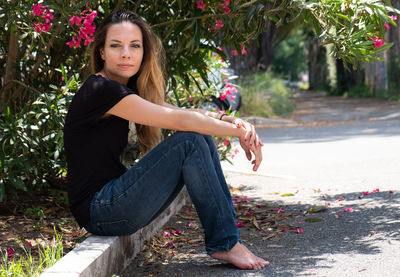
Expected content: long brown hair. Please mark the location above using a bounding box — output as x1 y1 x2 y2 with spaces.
91 10 165 154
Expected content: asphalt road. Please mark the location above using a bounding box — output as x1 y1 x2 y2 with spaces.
124 94 400 276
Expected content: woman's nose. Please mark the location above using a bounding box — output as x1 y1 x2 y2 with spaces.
121 46 131 59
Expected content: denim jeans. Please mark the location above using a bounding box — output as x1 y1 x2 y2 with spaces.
84 131 239 254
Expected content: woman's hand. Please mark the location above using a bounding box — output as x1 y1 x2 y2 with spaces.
239 138 263 171
234 118 263 149
235 119 263 171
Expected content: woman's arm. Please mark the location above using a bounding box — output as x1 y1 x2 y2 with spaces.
162 102 261 147
107 96 262 171
107 95 244 138
163 102 235 123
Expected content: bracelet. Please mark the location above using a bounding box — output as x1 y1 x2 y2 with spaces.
219 114 227 120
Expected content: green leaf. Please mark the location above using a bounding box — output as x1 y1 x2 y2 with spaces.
305 218 324 222
309 206 328 213
281 193 295 197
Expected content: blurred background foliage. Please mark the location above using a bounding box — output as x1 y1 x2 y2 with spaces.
0 0 399 200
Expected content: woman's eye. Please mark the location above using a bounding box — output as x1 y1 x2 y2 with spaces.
110 44 120 48
131 44 140 48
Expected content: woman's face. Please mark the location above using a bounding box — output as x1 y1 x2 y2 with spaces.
100 21 144 85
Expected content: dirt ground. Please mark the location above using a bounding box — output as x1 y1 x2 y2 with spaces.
1 90 399 269
0 190 87 263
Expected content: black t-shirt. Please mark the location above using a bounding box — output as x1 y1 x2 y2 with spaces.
64 75 137 227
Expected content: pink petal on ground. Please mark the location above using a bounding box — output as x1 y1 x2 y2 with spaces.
7 248 15 259
165 241 175 248
294 228 304 234
389 190 394 194
344 207 353 212
174 229 183 235
236 222 243 228
164 231 171 237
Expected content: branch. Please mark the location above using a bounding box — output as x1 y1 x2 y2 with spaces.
0 27 19 110
14 24 63 100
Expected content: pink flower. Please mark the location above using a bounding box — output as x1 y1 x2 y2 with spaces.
240 45 247 55
231 49 238 56
224 139 230 146
42 23 51 32
373 36 385 48
174 229 183 235
224 7 230 14
7 248 15 259
389 190 394 193
384 23 390 31
390 15 398 21
236 221 244 228
274 208 285 213
222 0 230 8
165 241 175 248
294 228 304 234
220 93 228 101
164 231 172 237
344 207 353 212
215 19 224 30
230 95 236 100
84 36 94 46
32 4 45 17
69 16 82 26
44 11 54 23
66 37 81 48
196 0 206 10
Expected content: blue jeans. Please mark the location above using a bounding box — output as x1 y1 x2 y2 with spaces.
84 132 239 254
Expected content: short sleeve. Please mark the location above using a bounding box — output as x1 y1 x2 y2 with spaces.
65 75 137 130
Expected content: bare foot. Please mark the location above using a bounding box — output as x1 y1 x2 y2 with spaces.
210 242 269 270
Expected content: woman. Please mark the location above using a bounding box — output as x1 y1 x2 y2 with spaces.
64 9 268 270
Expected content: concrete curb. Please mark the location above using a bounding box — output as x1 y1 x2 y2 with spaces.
42 188 190 277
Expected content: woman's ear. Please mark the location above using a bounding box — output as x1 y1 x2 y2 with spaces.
100 48 105 60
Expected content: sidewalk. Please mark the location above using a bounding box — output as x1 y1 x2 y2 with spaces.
44 91 400 276
123 92 400 276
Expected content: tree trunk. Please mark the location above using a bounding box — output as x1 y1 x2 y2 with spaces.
307 37 329 91
387 0 400 98
335 59 364 95
228 19 277 76
0 28 18 111
13 24 63 105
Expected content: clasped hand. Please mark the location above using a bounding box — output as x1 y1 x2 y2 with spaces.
233 118 263 171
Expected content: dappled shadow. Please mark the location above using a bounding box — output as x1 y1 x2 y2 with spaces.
245 189 400 277
126 188 400 276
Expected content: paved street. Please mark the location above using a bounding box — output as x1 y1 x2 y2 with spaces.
125 92 400 276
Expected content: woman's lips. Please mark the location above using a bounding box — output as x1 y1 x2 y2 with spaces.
118 64 133 68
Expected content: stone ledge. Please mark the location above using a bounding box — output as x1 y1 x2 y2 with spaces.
42 188 190 277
